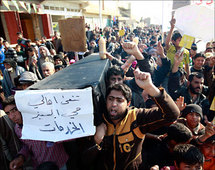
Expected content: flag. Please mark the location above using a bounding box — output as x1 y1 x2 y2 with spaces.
32 4 37 13
19 1 27 11
2 1 10 10
12 0 19 11
26 3 31 13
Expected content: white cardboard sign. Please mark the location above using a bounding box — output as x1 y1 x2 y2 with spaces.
15 87 95 142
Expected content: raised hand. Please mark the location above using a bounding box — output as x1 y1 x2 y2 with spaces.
156 41 165 57
134 68 161 97
122 42 140 57
175 96 186 112
170 15 176 28
134 68 153 90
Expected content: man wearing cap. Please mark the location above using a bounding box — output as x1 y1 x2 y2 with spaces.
19 71 38 90
189 43 197 65
178 104 205 136
178 104 215 145
2 59 25 97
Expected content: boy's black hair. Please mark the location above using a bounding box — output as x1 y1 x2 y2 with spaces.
167 123 192 143
172 32 182 42
106 65 124 84
2 95 16 110
173 144 204 167
193 52 206 60
106 83 132 102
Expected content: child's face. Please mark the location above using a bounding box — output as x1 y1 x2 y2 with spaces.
186 112 201 129
177 162 202 170
173 37 181 47
200 143 215 161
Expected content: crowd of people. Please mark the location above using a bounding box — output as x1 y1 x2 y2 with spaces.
0 15 215 170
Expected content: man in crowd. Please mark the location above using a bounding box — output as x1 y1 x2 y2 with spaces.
41 36 55 51
2 96 69 170
83 69 180 169
16 32 27 52
41 62 55 78
2 58 25 97
0 109 21 170
0 37 5 73
38 46 54 78
168 50 211 122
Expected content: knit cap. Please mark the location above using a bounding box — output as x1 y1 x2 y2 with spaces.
182 104 203 119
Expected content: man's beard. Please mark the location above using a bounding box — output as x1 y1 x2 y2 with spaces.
189 84 201 94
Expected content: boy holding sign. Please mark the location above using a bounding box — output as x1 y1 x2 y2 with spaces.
165 16 191 78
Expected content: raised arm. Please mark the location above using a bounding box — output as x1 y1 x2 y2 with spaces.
165 15 176 51
134 69 180 131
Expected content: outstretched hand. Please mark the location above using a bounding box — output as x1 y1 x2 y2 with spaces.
175 96 186 112
204 116 215 139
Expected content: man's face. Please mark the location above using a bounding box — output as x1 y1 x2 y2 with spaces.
200 143 215 161
39 47 47 57
190 49 197 57
173 37 181 47
3 42 9 48
176 162 202 170
4 104 22 125
16 46 21 52
42 66 55 77
3 63 12 70
109 75 123 85
54 59 63 65
106 90 129 124
17 34 22 39
186 112 201 129
193 57 205 69
41 38 46 43
189 76 204 94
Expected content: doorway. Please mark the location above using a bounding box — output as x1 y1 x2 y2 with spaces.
19 13 35 41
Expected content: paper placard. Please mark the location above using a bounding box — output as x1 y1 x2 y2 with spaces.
179 34 195 49
15 87 95 142
59 17 87 52
119 29 125 37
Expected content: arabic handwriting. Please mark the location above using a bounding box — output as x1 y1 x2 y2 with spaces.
39 124 56 132
61 107 81 118
28 95 45 106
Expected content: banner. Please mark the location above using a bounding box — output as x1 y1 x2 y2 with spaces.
19 1 27 11
15 87 95 142
12 0 19 11
32 4 37 13
175 4 214 42
26 3 31 13
2 1 10 10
